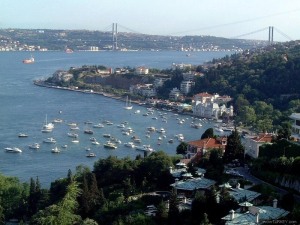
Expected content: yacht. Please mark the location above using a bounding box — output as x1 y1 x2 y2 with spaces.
135 145 154 152
51 146 60 153
91 141 100 145
28 143 40 149
84 129 94 134
67 133 79 138
103 141 117 149
93 123 104 128
86 152 96 157
157 128 166 133
124 142 135 148
52 118 63 123
18 133 28 138
43 137 56 143
5 147 22 153
103 134 111 138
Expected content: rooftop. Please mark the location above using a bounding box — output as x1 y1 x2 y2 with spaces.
171 177 216 191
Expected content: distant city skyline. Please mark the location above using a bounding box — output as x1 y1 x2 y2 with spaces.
1 0 300 42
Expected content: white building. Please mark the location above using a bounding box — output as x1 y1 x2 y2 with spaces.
290 113 300 141
243 133 274 158
130 84 156 97
192 92 233 119
180 80 194 95
135 66 149 75
169 87 183 101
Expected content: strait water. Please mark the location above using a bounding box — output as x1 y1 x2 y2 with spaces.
0 51 232 186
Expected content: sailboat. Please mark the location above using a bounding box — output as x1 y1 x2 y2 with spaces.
124 96 133 110
41 114 54 133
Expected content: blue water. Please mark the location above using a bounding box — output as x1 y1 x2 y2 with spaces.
0 51 232 186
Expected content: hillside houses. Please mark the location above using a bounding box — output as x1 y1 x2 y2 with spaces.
242 133 274 158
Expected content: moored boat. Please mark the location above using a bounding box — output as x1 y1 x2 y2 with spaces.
103 141 117 149
22 55 34 64
28 143 40 149
5 147 22 153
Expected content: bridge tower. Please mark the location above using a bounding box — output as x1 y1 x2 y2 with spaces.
112 23 118 50
268 26 274 45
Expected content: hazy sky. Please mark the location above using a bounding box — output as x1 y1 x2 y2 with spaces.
1 0 300 41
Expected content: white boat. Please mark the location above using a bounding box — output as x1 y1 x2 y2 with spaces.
117 124 125 128
5 147 22 153
43 137 56 143
124 96 133 110
67 133 79 138
215 127 224 132
93 123 104 128
22 55 34 64
86 152 96 157
42 115 54 131
71 139 79 143
91 141 100 145
61 144 68 148
191 123 202 129
52 118 63 123
135 145 154 152
51 146 60 153
18 133 28 137
104 141 117 149
28 143 40 149
134 110 140 114
84 129 94 134
70 126 80 130
67 122 77 126
157 128 166 133
147 127 156 132
103 134 111 138
124 142 135 148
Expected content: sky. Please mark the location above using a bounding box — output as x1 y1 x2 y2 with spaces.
1 0 300 42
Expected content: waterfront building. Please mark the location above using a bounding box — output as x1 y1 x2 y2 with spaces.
130 84 156 97
290 113 300 142
192 92 233 119
135 66 149 75
243 133 274 158
169 87 183 101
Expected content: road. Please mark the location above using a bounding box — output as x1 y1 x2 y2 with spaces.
235 167 300 203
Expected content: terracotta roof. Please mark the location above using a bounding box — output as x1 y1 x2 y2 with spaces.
188 137 227 149
195 92 213 97
251 133 273 143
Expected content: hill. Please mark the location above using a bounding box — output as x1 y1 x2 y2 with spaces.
191 41 300 131
0 28 269 51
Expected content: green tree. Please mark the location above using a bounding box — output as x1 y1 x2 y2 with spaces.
168 189 180 225
176 142 188 155
31 181 81 225
201 128 214 139
223 128 244 163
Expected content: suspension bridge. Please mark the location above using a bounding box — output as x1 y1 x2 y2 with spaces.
100 23 293 51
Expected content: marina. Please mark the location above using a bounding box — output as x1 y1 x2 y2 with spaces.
0 51 231 186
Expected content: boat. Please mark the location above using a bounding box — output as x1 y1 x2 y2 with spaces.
117 124 125 128
135 145 154 152
28 143 40 149
71 139 79 143
103 134 111 138
61 144 68 148
103 141 117 149
191 123 202 129
22 55 34 64
43 137 56 143
157 128 166 133
134 110 140 114
51 146 60 153
93 123 104 128
52 118 63 123
67 133 79 138
42 115 54 132
124 96 133 110
168 139 174 143
86 152 96 157
124 142 135 148
84 129 94 134
65 48 74 53
18 133 28 138
147 127 156 132
70 126 80 130
5 147 22 153
91 141 100 145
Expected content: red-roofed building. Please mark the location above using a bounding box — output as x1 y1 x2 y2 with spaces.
184 137 227 164
243 133 275 158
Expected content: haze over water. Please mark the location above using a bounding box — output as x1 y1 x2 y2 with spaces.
0 51 231 187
